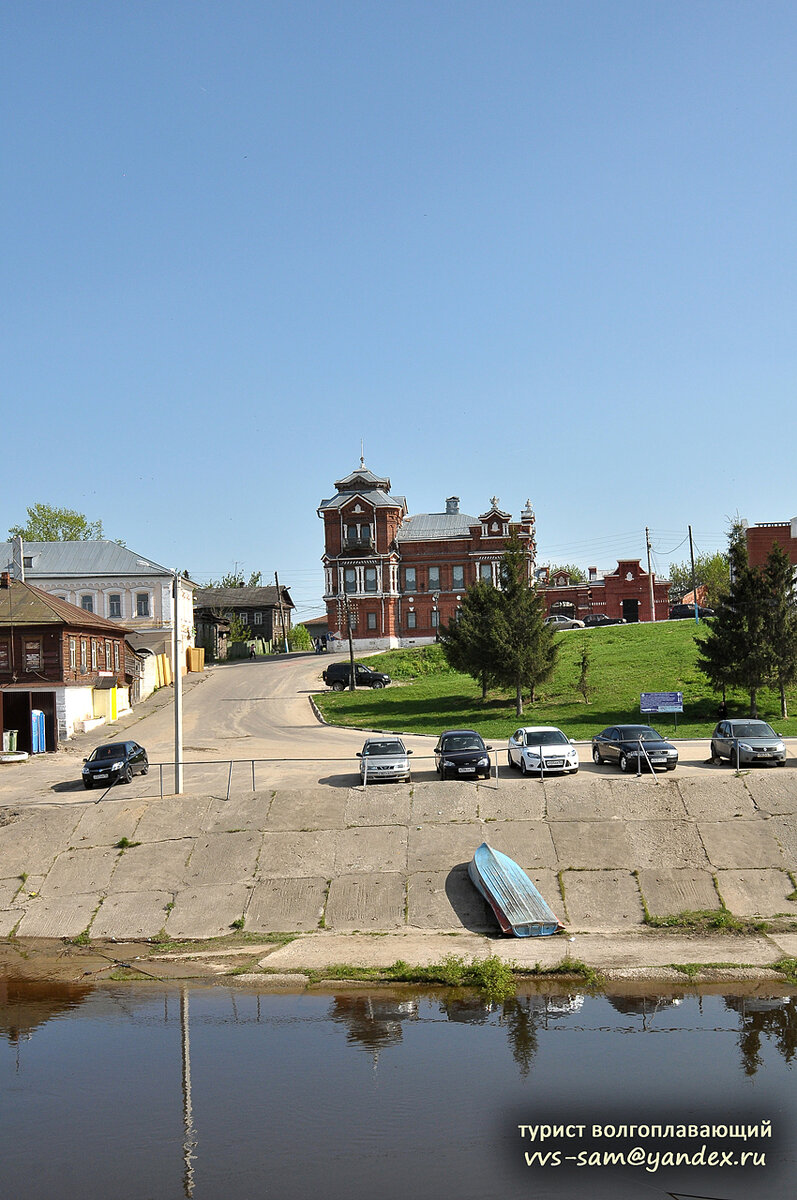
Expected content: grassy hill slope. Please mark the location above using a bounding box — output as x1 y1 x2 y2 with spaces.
314 621 797 740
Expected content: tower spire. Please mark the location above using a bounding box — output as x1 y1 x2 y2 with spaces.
360 438 365 468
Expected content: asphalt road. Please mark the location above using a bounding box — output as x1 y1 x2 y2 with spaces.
3 651 794 808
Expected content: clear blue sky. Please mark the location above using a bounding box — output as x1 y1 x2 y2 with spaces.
3 1 795 621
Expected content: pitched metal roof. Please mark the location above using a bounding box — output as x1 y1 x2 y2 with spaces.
334 467 392 491
193 586 295 610
396 511 477 541
318 489 407 513
0 579 130 632
0 540 176 578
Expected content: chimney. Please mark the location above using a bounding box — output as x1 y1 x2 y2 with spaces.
12 535 25 581
1 572 10 589
445 496 460 514
588 566 597 581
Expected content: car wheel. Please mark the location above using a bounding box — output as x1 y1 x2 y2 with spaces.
141 762 149 775
123 765 133 784
569 767 579 774
777 759 786 767
619 753 630 773
520 757 528 776
83 779 93 790
710 742 722 763
332 681 345 692
592 746 602 765
371 680 385 689
666 762 677 771
507 751 515 769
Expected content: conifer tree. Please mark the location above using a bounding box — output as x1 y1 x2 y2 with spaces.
494 532 557 717
763 543 797 719
438 579 502 699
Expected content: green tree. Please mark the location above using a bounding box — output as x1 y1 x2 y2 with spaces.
288 624 312 651
493 533 558 716
576 644 591 704
696 525 771 716
439 580 502 699
9 503 103 541
763 543 797 719
668 551 729 607
228 612 251 643
545 563 586 583
211 567 263 588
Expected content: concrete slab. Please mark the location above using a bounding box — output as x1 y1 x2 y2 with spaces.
407 821 484 873
715 869 797 917
743 773 797 815
0 805 85 876
334 825 407 873
678 775 756 819
543 776 616 821
38 846 120 897
262 931 488 970
492 931 780 970
324 873 407 931
185 831 263 886
0 908 21 936
258 830 337 879
109 838 195 892
344 786 411 827
203 791 274 833
410 781 480 824
626 820 710 869
134 796 215 842
698 820 787 868
0 877 22 906
15 893 100 938
769 815 797 865
637 869 721 917
166 884 252 938
549 821 634 869
265 788 347 830
91 890 173 938
484 821 557 869
767 932 797 957
246 877 328 932
604 778 688 820
477 781 545 822
560 870 645 929
71 799 149 847
406 865 494 932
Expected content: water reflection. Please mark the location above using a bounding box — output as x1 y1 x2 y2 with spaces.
723 994 797 1076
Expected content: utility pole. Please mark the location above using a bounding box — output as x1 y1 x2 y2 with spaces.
645 527 656 621
274 571 289 653
173 572 184 795
688 525 699 623
346 596 356 690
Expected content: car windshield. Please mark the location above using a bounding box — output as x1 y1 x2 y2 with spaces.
524 731 568 746
731 722 776 739
443 735 483 752
362 741 404 756
89 744 127 761
617 727 663 742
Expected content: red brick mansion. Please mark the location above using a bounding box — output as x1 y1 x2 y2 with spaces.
318 463 669 650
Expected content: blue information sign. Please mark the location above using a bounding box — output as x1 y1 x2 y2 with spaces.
640 691 683 713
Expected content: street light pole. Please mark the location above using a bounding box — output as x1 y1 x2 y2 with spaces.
173 572 184 795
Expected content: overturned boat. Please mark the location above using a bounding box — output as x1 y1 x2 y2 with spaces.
469 842 563 937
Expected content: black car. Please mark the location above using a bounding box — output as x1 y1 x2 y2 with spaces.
591 725 678 772
82 741 149 789
583 614 626 627
669 604 715 620
434 730 493 780
322 661 391 691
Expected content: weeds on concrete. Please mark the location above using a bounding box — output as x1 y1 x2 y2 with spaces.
309 953 517 1002
644 908 768 934
115 837 141 851
231 917 245 931
772 957 797 984
528 959 604 988
670 962 747 979
71 927 92 946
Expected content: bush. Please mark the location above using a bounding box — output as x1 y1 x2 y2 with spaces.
288 624 312 651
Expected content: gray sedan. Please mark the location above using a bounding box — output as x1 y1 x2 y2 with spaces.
710 720 786 766
357 737 412 782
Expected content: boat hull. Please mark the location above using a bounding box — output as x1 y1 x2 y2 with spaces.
469 843 562 937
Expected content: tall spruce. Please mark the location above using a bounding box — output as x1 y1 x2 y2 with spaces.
696 524 771 716
493 532 557 717
763 543 797 719
438 579 502 699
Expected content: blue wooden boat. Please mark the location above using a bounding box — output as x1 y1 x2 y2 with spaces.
468 842 563 937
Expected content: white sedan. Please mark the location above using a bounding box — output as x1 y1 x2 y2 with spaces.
507 726 579 775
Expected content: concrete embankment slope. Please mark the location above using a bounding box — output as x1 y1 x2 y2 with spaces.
1 771 796 977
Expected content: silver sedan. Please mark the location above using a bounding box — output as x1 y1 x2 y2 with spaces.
357 737 412 783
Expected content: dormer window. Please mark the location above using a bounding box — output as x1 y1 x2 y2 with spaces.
23 556 33 569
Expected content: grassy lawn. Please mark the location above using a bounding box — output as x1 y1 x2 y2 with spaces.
313 623 797 741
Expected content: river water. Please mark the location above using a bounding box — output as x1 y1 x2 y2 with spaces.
1 979 795 1200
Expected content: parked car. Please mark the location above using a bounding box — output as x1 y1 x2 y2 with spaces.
591 725 678 772
356 737 412 782
669 604 715 620
507 726 579 775
544 615 585 629
322 661 391 691
82 741 149 789
583 614 626 627
434 730 493 780
710 719 786 766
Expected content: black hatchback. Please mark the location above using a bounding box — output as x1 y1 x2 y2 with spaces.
434 730 493 780
82 741 149 789
591 725 678 772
